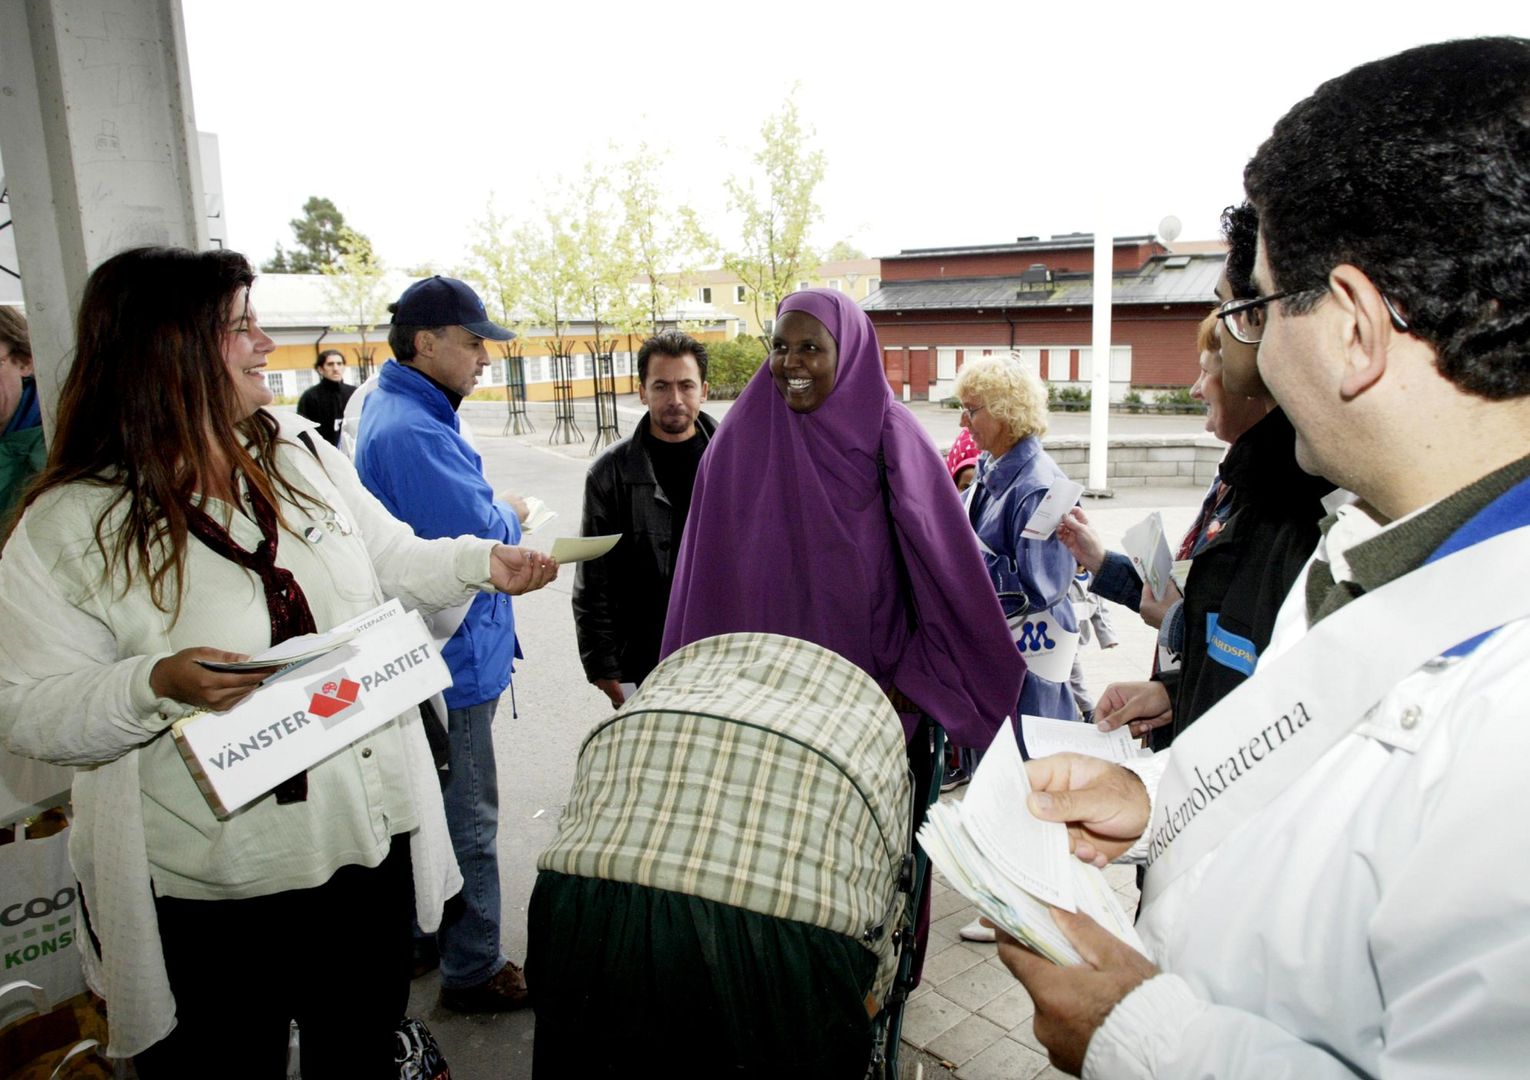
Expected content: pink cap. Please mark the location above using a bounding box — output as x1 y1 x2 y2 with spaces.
946 428 980 481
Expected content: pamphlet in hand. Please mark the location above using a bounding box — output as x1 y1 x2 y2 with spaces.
520 495 557 534
195 629 360 674
550 534 621 564
193 599 406 676
1020 478 1086 541
1121 511 1175 602
172 599 448 816
1020 714 1144 763
917 718 1147 966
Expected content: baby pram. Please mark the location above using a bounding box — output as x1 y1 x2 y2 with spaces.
527 632 946 1078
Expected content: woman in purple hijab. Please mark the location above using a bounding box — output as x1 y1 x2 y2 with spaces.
661 288 1022 750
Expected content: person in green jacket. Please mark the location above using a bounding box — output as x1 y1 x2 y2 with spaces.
0 306 44 530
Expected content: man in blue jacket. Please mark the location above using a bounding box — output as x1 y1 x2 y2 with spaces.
356 276 530 1012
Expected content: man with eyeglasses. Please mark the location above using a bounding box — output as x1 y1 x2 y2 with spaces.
998 37 1530 1078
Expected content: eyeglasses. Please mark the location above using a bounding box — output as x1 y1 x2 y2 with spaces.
1215 289 1304 345
1216 288 1411 345
960 403 986 422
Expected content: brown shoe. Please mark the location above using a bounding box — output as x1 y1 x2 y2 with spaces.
439 961 531 1013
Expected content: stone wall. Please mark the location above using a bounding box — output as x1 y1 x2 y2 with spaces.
1043 435 1225 488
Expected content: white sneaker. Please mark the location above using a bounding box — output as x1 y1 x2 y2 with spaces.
959 919 997 943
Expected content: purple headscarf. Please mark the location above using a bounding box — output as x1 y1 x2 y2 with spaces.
660 289 1023 748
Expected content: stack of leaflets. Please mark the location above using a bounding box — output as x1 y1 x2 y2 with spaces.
917 718 1147 966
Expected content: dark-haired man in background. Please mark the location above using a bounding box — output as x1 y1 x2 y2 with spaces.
1001 37 1530 1078
573 330 716 708
296 348 355 447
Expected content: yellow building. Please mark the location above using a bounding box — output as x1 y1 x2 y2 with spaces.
687 258 882 338
249 273 740 402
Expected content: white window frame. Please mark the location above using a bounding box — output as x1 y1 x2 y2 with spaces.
699 286 712 304
734 284 747 304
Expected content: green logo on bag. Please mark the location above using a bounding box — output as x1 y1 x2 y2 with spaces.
4 928 76 969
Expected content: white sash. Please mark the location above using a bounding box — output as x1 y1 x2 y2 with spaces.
965 487 1082 682
1010 613 1081 683
1141 524 1530 905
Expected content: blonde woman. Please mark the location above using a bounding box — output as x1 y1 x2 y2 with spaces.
953 357 1080 727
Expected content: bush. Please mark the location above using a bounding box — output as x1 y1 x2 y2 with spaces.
1156 386 1197 408
706 335 767 398
1052 386 1090 410
1123 389 1145 413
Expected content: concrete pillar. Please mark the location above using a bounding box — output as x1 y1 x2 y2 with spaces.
0 0 207 432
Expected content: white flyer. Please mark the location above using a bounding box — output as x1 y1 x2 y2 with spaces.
551 534 621 563
1020 478 1086 540
1121 511 1175 602
1019 714 1142 763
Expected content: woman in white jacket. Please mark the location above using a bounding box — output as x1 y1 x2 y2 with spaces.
0 247 555 1075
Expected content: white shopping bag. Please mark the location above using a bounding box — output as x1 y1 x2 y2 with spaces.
0 816 86 1008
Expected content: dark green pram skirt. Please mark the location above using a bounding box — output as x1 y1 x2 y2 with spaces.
527 871 879 1078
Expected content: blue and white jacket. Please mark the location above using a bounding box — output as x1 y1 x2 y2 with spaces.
355 360 522 709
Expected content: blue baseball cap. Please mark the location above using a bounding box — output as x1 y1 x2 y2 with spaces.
390 275 515 341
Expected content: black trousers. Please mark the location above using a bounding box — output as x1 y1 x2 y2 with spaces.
133 833 413 1079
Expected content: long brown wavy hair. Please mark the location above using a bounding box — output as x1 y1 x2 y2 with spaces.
18 246 321 616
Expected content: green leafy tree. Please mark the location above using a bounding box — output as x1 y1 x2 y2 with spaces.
321 226 389 380
461 197 529 375
264 196 364 273
825 240 866 261
515 206 582 362
722 92 826 332
564 165 630 361
613 144 707 338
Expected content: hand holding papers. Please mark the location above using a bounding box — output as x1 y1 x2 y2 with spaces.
917 719 1146 965
1021 479 1086 541
174 600 451 816
1122 512 1175 602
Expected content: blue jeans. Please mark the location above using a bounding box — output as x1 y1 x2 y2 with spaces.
437 697 508 988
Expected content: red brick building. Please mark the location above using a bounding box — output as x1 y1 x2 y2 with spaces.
863 234 1222 401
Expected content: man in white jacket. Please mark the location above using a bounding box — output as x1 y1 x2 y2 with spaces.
999 37 1530 1078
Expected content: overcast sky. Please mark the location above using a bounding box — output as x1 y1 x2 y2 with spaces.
181 2 1520 272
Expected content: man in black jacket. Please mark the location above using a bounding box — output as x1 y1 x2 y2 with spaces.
296 349 356 446
573 331 717 708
